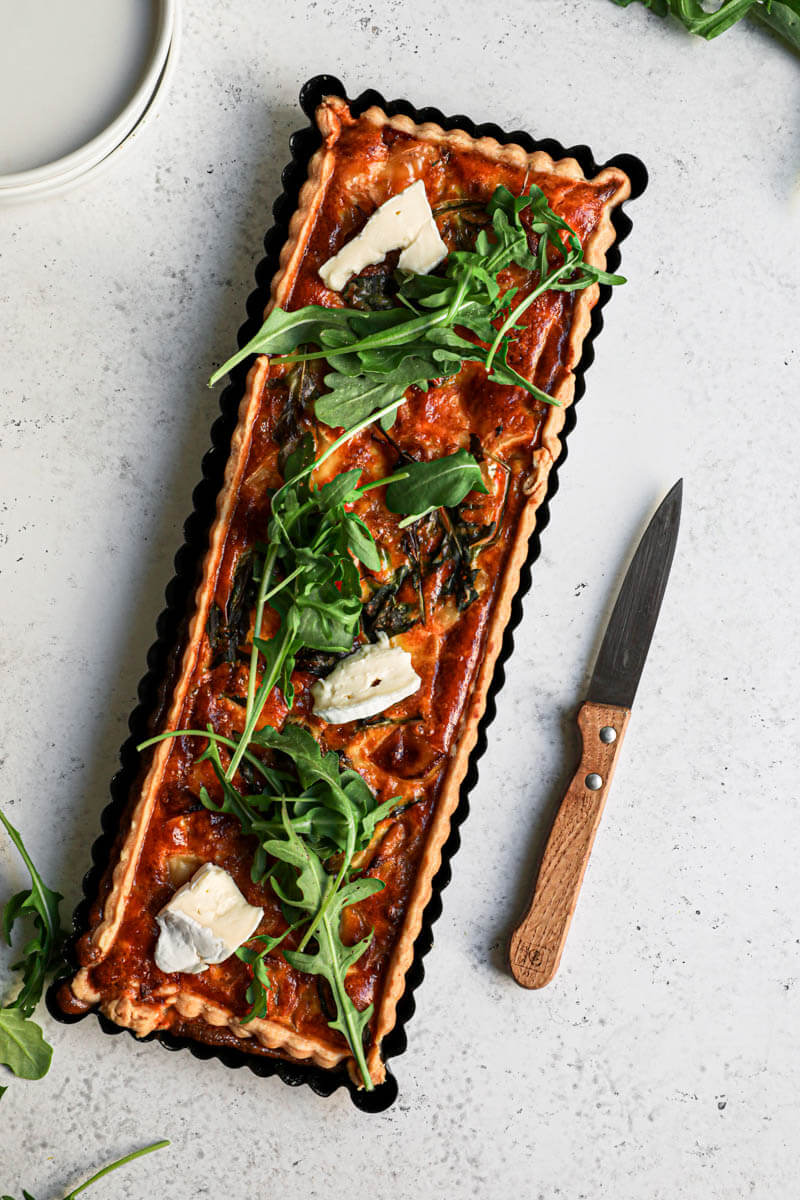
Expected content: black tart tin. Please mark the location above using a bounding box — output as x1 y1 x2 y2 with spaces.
48 75 647 1112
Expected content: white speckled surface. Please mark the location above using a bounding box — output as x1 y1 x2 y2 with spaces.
2 1 800 1195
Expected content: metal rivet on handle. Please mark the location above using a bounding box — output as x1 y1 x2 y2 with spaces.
585 773 603 790
599 726 617 744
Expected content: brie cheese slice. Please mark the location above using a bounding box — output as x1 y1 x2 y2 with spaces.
154 862 263 976
319 180 447 292
311 633 421 725
397 216 448 274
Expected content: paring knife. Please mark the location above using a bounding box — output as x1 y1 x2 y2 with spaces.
508 480 683 990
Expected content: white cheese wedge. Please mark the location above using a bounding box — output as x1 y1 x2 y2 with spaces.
154 862 262 976
318 180 447 292
397 216 448 274
311 633 421 725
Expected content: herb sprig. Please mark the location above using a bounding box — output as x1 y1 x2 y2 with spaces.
612 0 800 51
209 183 624 427
140 722 393 1087
0 810 66 1090
2 1140 170 1200
224 434 485 782
385 448 488 528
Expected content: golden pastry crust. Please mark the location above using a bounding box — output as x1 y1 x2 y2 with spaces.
63 95 630 1087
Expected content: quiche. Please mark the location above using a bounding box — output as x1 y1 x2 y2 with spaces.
59 92 631 1093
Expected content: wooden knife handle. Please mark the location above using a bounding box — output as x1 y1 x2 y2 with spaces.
508 700 631 989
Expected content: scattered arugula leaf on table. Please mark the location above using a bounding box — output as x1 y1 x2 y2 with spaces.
750 0 800 47
2 1139 170 1200
0 1010 52 1083
611 0 800 51
0 810 66 1091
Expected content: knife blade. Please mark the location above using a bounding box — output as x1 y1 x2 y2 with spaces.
508 480 682 990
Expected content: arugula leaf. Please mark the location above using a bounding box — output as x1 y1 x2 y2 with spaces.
0 812 64 1018
316 355 435 430
612 0 751 35
252 723 395 864
211 183 626 435
384 449 489 528
0 809 65 1089
360 795 402 843
0 1009 52 1080
612 0 800 49
314 468 362 510
209 305 358 385
254 725 358 866
4 1140 171 1200
751 0 800 48
221 448 384 772
192 724 393 1084
235 942 274 1020
344 513 382 571
267 805 384 1089
487 341 563 406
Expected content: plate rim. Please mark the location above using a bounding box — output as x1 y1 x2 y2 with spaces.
0 0 176 192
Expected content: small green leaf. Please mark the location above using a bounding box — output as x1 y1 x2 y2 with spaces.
316 355 436 430
2 891 29 946
315 468 363 510
209 305 356 385
0 810 65 1031
610 0 800 46
384 450 488 526
0 1009 53 1080
751 0 800 50
344 515 381 572
361 795 401 842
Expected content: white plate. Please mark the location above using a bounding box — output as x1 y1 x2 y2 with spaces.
0 0 177 200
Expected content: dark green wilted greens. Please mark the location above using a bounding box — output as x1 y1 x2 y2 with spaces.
0 810 66 1089
612 0 800 50
2 1140 170 1200
361 565 422 639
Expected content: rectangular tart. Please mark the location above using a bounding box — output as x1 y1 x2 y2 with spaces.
61 93 631 1089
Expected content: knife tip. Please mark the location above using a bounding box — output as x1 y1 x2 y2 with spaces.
666 477 683 508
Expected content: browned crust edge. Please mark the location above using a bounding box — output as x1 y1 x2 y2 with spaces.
67 95 630 1085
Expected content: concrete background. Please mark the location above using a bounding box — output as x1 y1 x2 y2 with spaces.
1 1 799 1196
